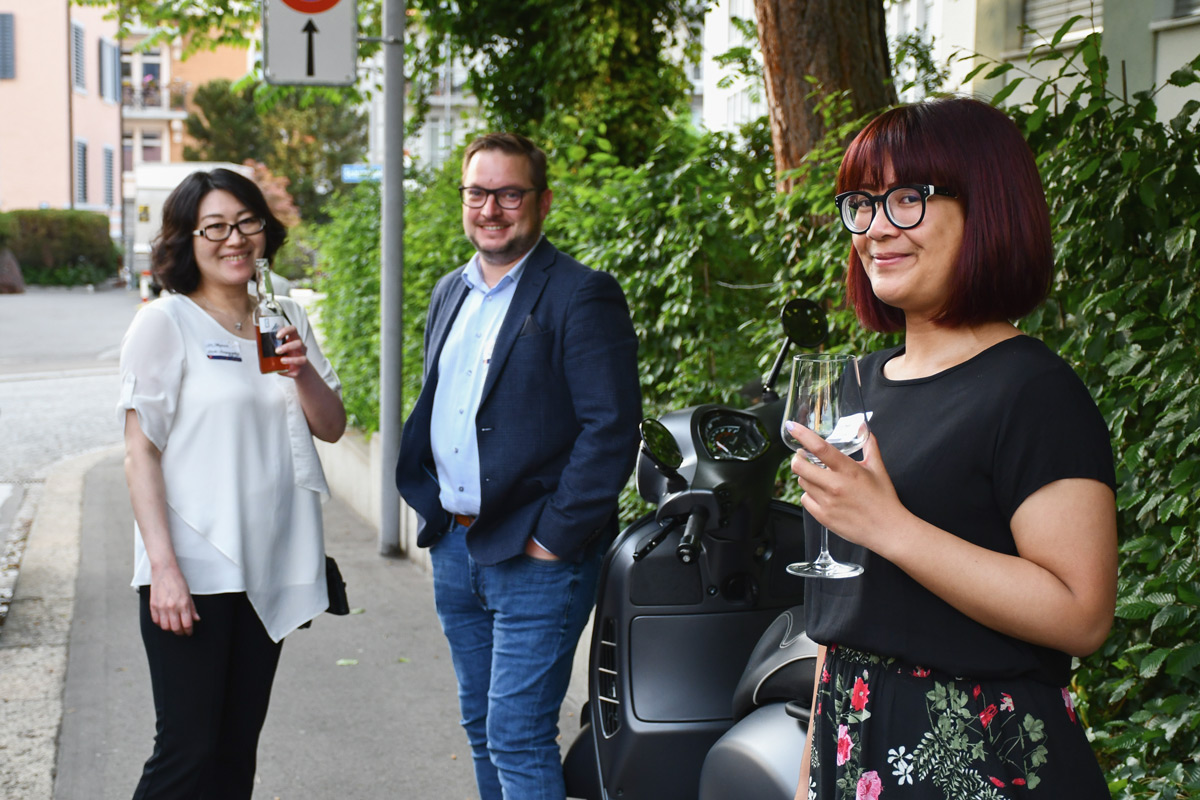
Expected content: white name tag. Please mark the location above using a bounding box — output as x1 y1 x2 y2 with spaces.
204 339 243 362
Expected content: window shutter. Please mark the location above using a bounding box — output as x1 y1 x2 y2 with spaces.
76 141 88 204
99 41 109 99
104 147 115 207
99 40 121 101
1022 0 1103 49
72 23 85 90
0 14 14 80
111 41 122 100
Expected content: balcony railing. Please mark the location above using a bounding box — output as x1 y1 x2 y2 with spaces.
122 85 187 111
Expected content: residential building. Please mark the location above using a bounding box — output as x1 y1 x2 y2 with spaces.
887 0 1200 121
699 0 767 133
0 2 122 237
120 30 253 276
363 47 475 172
695 0 1200 129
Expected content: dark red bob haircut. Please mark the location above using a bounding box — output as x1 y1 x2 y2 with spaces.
838 96 1053 333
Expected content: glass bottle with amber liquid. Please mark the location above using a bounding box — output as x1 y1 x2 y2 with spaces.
254 258 290 373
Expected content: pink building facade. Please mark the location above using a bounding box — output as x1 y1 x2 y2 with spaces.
0 2 122 237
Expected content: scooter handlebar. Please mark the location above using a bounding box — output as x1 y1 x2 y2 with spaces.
676 506 710 564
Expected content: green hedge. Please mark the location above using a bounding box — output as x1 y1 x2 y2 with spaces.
312 173 461 432
0 213 13 250
1 209 119 286
1008 40 1200 799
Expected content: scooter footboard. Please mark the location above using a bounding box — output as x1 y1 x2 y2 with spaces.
698 703 807 800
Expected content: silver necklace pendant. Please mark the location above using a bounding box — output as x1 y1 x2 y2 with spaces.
235 321 243 330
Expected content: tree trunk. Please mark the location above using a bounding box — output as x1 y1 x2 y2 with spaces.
754 0 896 188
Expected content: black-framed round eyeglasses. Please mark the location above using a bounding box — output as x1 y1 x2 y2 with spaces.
192 217 267 241
458 186 539 210
833 184 957 234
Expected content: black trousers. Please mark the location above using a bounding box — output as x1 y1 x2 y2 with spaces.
132 589 283 800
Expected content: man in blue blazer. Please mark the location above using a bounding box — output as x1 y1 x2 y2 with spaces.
395 132 641 800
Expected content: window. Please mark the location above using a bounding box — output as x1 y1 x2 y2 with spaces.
140 52 161 106
1177 0 1200 16
103 147 115 207
1022 0 1102 49
729 0 753 19
72 22 85 91
75 141 88 205
0 14 14 80
123 133 133 171
99 40 120 102
141 130 162 163
121 49 133 104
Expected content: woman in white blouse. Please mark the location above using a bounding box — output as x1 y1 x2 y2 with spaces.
119 168 345 799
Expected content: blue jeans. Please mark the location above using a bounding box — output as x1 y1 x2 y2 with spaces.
430 523 601 800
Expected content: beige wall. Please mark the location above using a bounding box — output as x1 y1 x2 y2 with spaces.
71 5 122 217
1154 17 1200 122
0 2 119 227
0 1 69 211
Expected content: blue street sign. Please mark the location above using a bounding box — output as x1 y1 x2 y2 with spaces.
341 163 383 183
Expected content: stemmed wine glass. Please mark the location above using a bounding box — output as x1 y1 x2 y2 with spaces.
781 353 870 579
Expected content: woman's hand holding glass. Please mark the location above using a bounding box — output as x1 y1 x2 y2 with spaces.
782 354 888 578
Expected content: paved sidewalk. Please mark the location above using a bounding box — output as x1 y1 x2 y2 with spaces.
0 448 588 799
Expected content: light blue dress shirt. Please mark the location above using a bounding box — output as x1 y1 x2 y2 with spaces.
430 248 536 517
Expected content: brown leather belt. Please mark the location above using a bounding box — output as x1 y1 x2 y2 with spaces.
453 513 476 528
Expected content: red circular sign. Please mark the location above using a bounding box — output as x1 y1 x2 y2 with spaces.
279 0 341 13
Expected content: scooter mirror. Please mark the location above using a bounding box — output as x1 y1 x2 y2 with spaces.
760 299 829 400
639 418 683 470
780 298 827 348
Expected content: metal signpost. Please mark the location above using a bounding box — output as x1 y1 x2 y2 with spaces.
263 0 358 86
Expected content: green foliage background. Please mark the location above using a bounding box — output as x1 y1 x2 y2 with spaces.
411 0 706 165
1001 37 1200 800
0 210 119 286
184 79 369 225
314 42 1200 800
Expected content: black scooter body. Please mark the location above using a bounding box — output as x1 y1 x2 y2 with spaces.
564 398 813 800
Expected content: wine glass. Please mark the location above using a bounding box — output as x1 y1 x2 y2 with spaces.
781 353 870 579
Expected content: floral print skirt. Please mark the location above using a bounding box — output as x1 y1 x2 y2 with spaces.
806 645 1109 799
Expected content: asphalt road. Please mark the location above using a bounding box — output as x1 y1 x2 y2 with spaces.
0 284 140 624
0 284 139 482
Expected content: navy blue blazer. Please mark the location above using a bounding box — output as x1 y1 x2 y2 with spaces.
395 238 642 565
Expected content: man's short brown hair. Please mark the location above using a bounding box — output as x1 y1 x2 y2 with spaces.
462 133 548 191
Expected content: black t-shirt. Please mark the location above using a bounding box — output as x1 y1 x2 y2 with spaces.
804 335 1116 686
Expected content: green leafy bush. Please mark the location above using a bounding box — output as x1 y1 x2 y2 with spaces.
312 183 383 432
3 209 118 286
0 213 14 250
314 166 466 432
993 36 1200 800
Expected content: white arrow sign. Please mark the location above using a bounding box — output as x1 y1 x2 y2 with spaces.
263 0 357 86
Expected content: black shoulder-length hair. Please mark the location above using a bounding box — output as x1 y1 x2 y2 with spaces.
839 97 1053 332
151 168 288 295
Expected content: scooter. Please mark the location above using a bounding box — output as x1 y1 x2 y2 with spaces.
563 300 826 800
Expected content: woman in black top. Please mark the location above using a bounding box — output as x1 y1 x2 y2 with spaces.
788 97 1117 799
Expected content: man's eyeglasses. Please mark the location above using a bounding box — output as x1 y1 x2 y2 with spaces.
458 186 539 210
834 184 957 234
192 218 267 242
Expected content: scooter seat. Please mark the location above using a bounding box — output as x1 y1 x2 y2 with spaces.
730 606 819 722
